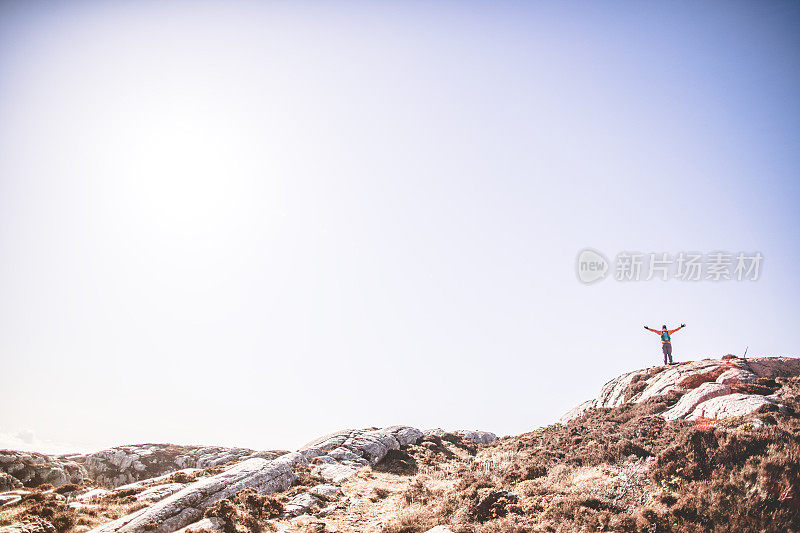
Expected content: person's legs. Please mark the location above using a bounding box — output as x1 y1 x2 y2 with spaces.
662 343 668 364
665 343 673 364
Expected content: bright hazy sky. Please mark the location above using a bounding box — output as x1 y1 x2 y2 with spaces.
1 1 799 455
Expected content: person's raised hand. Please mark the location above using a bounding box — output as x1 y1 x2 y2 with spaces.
681 323 686 327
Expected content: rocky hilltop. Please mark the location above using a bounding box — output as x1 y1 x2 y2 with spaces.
561 355 800 423
1 355 799 533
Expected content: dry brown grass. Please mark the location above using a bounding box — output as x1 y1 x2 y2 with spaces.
0 486 149 532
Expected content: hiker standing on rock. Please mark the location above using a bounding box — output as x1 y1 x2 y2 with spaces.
644 324 685 365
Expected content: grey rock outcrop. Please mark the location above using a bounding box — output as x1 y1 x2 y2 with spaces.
283 492 322 517
0 451 85 488
309 484 341 499
135 483 186 502
3 424 496 533
76 488 112 501
686 393 780 420
86 426 440 532
173 517 225 533
0 492 24 507
662 382 731 421
0 445 287 490
302 426 423 483
89 457 297 533
422 429 498 444
0 472 22 492
74 444 285 488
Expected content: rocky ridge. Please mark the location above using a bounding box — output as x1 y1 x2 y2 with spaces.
0 427 497 533
0 445 287 491
3 355 799 532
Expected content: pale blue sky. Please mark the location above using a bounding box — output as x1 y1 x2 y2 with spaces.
0 1 798 454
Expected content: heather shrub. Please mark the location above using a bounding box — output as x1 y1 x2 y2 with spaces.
651 425 800 530
204 487 284 533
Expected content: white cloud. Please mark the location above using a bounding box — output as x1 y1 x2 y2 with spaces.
0 427 95 456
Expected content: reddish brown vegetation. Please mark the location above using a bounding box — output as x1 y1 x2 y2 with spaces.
678 366 727 389
376 433 478 477
204 487 284 533
0 485 148 532
623 368 662 401
163 470 199 484
380 377 800 532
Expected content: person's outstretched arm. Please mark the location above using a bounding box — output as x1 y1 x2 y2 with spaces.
668 324 686 335
644 326 661 334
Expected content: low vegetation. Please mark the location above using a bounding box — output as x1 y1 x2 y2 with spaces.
377 377 800 532
204 488 285 533
0 483 148 532
3 369 800 532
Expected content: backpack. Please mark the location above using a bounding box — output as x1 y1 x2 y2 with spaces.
661 330 671 342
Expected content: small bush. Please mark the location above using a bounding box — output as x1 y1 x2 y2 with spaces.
165 471 197 484
51 510 77 532
54 483 82 495
373 449 418 475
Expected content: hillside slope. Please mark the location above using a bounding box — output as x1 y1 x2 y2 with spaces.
2 355 799 532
